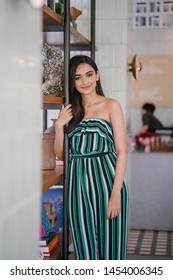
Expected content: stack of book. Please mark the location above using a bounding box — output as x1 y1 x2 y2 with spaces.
39 231 59 259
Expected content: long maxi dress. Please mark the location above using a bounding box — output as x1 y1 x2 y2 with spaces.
67 118 128 260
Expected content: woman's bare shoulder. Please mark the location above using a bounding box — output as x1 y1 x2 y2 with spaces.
104 97 121 109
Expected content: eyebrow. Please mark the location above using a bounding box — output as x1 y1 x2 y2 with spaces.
75 70 94 77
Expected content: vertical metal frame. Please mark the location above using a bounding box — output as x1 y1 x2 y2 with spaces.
43 109 47 131
63 0 70 260
62 0 95 260
91 0 95 60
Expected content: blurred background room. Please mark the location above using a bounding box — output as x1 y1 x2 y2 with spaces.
0 0 173 260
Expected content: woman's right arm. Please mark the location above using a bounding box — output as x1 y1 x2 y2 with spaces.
54 104 73 160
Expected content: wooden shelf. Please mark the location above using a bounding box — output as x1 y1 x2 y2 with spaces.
42 4 64 26
42 165 63 192
42 4 91 48
43 95 64 104
69 27 91 47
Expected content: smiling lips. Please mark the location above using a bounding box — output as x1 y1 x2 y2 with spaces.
81 85 91 90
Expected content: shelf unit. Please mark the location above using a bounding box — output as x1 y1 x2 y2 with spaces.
41 0 95 260
42 96 64 131
43 95 64 104
42 1 95 130
42 4 91 49
42 165 63 192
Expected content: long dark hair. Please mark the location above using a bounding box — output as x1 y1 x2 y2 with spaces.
67 55 104 133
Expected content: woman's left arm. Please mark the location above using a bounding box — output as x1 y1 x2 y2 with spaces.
107 99 128 219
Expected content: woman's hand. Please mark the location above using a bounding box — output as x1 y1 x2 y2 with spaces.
55 104 73 128
107 190 121 219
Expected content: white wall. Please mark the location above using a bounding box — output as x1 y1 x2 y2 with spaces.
129 4 173 136
49 0 129 125
95 0 128 116
0 1 42 259
70 0 128 114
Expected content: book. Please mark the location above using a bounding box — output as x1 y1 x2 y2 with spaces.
41 244 60 258
39 230 56 246
40 234 59 253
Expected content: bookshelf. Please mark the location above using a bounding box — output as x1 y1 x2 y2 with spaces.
43 95 64 104
41 0 95 260
42 4 91 49
42 165 63 192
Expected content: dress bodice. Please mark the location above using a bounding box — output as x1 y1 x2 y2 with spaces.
68 118 116 157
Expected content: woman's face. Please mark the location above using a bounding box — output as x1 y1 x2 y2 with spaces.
74 63 99 96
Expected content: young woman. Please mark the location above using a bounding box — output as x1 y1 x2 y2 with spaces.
54 55 128 260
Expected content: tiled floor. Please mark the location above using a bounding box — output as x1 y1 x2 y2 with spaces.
127 229 173 259
68 229 173 260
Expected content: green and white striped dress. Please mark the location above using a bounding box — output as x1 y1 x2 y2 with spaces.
67 118 128 260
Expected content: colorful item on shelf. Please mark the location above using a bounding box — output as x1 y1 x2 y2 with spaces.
39 234 59 258
40 203 52 237
42 187 63 233
41 43 64 96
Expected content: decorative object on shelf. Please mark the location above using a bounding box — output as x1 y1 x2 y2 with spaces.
47 0 55 11
128 55 142 80
44 119 56 134
70 6 82 21
55 0 82 29
70 7 82 29
42 133 56 170
55 0 64 14
41 43 64 96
